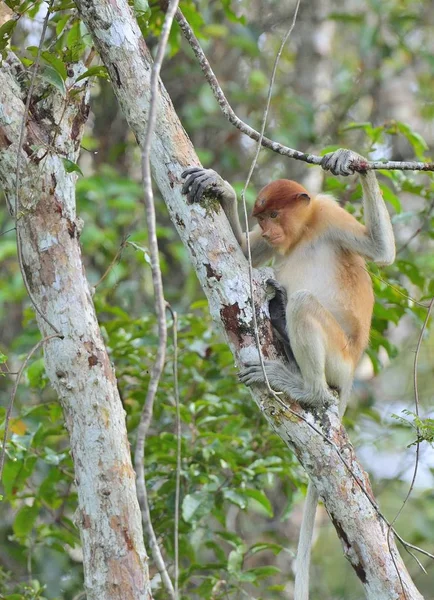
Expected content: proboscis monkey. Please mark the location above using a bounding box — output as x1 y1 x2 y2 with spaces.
181 148 395 600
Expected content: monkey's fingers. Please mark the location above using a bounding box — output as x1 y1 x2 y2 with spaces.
181 168 206 195
266 278 287 302
321 149 355 177
188 173 216 203
181 166 203 178
238 363 265 386
181 168 223 203
333 149 355 176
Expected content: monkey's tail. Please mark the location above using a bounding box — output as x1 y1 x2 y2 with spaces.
294 384 352 600
293 481 319 600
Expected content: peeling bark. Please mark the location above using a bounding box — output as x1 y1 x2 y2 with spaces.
70 1 427 597
0 55 152 600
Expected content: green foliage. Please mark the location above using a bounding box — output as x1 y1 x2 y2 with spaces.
1 0 434 597
393 410 434 446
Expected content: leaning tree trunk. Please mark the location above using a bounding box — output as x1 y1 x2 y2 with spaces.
72 1 424 598
0 55 151 600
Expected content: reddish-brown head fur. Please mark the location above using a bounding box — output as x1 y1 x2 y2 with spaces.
252 179 310 217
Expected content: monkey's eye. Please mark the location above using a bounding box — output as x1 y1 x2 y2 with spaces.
269 211 278 219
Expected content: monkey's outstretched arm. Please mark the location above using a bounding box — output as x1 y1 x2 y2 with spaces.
182 167 273 266
321 149 396 266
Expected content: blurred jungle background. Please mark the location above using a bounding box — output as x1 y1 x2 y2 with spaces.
0 0 433 598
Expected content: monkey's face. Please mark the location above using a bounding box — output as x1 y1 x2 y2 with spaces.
256 211 286 247
256 203 311 252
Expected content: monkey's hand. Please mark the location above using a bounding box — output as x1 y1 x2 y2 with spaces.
239 360 335 408
267 279 289 340
266 278 287 306
181 167 237 205
321 148 369 177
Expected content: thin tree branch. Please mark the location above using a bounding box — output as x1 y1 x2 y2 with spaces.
133 1 180 598
94 236 129 288
366 268 429 309
175 9 434 173
167 304 181 599
0 334 62 484
397 196 434 254
387 295 434 582
240 0 301 400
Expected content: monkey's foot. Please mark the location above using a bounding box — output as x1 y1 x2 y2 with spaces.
239 360 335 409
321 148 367 177
181 167 228 204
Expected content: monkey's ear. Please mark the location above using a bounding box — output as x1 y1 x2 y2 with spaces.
297 192 311 202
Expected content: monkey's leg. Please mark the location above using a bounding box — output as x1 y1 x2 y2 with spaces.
240 291 353 408
286 290 353 406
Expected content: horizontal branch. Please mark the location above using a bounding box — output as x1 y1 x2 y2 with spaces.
175 10 434 173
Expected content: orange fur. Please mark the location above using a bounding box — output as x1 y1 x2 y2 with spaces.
253 180 310 216
253 185 374 370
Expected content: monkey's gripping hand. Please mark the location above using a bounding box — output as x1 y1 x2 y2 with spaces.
321 148 368 177
239 360 335 408
181 167 237 205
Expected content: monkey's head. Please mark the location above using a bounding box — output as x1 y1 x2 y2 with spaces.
253 179 312 251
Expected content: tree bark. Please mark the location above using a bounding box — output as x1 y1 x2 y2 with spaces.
0 55 152 600
73 2 426 598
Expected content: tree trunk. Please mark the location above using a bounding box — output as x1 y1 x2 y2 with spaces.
0 55 152 600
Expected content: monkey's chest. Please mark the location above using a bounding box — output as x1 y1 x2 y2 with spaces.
273 243 340 310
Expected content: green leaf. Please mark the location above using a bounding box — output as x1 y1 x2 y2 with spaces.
395 122 428 157
62 158 83 176
244 565 281 578
243 488 273 517
216 531 244 548
134 0 150 17
0 19 17 53
40 65 66 96
65 21 86 61
55 13 71 37
13 503 39 538
227 545 244 574
27 357 47 389
41 51 67 81
249 542 283 556
379 184 401 213
5 0 21 10
76 65 109 82
223 489 247 509
182 490 214 523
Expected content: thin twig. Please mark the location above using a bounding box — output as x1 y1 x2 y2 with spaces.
0 334 62 484
176 10 434 172
133 1 180 598
167 304 181 599
240 1 301 398
94 236 129 288
14 0 60 334
397 196 434 255
386 295 434 583
0 227 16 237
366 268 429 309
